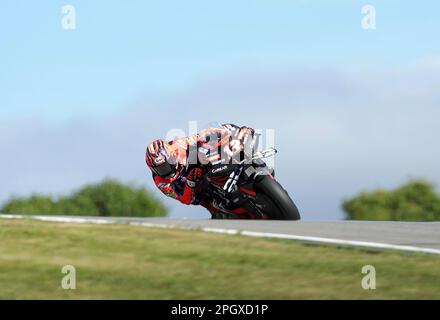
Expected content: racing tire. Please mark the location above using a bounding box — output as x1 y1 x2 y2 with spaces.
254 175 301 220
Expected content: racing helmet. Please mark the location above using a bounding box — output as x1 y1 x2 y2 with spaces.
146 139 179 179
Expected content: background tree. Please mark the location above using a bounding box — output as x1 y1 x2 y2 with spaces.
1 179 168 217
342 179 440 221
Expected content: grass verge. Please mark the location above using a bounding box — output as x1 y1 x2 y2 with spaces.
0 219 439 299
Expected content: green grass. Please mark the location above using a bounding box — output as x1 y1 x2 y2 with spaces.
0 219 439 299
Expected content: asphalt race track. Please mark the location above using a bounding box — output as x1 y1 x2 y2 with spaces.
1 214 440 254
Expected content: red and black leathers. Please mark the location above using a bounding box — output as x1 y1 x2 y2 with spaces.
151 124 254 213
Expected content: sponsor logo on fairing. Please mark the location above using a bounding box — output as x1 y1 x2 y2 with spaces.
212 165 228 174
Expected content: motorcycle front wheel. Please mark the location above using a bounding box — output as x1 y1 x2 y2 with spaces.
254 175 301 220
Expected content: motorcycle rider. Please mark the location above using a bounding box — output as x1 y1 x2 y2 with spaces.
145 124 255 218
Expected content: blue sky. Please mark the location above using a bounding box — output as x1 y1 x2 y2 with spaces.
1 1 440 219
1 1 439 120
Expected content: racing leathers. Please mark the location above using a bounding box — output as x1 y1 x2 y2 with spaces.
151 124 255 213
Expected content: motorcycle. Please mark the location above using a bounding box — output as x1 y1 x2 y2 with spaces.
192 128 301 220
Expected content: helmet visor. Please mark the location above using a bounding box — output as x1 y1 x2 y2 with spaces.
153 159 177 178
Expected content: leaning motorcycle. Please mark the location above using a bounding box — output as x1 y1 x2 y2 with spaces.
192 127 301 220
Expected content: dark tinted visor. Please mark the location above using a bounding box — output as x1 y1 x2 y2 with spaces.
153 160 177 178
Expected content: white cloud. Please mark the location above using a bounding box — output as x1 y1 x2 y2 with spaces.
1 64 440 220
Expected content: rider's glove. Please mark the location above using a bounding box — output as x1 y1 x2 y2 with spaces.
186 168 203 188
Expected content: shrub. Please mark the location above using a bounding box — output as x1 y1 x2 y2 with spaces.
1 179 168 217
342 179 440 221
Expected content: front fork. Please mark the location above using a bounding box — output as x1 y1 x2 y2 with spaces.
200 161 275 218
